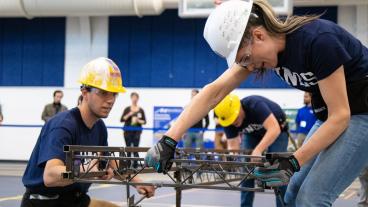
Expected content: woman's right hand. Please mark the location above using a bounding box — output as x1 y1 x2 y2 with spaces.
131 116 138 125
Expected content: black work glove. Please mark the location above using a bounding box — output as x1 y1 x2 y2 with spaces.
254 155 300 187
144 135 177 173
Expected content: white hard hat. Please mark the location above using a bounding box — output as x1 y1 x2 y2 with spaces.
204 0 253 67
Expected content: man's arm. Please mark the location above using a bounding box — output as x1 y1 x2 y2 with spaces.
44 157 114 187
252 114 281 156
41 105 51 122
227 135 241 150
204 114 210 129
43 159 74 187
295 110 301 130
108 160 155 198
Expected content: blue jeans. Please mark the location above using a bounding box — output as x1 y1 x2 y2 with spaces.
184 132 204 148
284 115 368 207
241 131 289 207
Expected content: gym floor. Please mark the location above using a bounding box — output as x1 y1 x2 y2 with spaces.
0 162 360 207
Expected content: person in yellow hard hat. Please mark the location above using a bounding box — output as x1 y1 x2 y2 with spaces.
21 57 155 207
145 0 368 206
215 94 288 207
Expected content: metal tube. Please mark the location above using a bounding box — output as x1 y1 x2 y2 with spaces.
75 179 265 192
174 171 182 207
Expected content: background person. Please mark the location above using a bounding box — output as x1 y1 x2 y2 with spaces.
120 92 146 167
215 94 288 207
41 90 68 122
0 103 3 125
183 89 210 149
294 92 316 148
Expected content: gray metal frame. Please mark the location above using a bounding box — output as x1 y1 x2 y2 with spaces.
63 145 286 207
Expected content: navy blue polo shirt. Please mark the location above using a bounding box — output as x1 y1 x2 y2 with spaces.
22 107 108 194
275 19 368 92
224 96 286 139
295 105 317 135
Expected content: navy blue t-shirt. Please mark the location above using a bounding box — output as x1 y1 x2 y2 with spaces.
22 107 108 194
224 96 286 139
295 105 317 135
275 19 368 92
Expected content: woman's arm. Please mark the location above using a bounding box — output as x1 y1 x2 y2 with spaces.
166 64 251 141
121 107 133 122
294 66 350 166
137 109 146 125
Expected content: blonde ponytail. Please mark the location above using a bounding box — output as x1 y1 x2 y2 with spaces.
243 0 322 39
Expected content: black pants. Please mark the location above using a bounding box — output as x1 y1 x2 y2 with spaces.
21 189 90 207
124 131 141 168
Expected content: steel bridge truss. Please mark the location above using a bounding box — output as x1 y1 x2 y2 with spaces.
63 145 288 207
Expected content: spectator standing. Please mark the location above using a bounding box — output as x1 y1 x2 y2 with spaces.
41 90 68 122
0 103 3 124
120 92 146 167
294 92 317 148
184 89 210 149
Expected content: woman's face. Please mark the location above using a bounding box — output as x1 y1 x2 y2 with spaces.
235 27 280 71
131 94 139 104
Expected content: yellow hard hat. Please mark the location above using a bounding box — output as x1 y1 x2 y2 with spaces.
214 94 241 127
79 57 126 93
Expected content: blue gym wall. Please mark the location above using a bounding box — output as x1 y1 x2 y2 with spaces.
108 6 337 89
0 6 336 87
0 18 65 86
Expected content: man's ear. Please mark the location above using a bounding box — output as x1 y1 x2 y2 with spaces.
80 88 89 101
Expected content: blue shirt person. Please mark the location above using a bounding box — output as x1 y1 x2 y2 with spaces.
294 92 317 148
21 57 155 207
217 95 288 207
22 108 107 194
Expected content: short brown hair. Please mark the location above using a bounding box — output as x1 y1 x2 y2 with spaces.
130 92 139 98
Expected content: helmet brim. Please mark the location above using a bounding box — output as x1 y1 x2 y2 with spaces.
226 43 240 68
79 81 127 93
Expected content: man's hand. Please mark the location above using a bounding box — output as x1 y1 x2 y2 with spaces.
144 135 177 173
136 185 155 198
131 177 156 198
100 167 114 180
214 0 222 6
250 148 262 162
254 155 300 187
